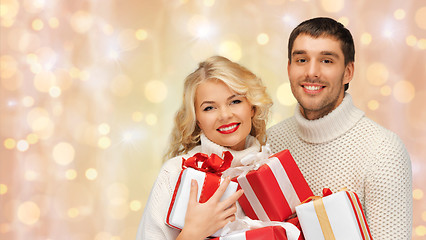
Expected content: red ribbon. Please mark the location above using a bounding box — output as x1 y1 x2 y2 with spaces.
182 151 233 176
182 151 233 203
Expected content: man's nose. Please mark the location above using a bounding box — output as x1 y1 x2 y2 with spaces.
306 61 320 79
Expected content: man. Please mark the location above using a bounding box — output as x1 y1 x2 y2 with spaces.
267 17 412 239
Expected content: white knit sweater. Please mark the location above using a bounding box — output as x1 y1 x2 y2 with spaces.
266 93 412 239
136 134 262 240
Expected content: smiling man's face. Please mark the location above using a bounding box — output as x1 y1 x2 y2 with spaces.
288 34 354 120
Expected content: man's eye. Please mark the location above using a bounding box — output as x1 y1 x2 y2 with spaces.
231 99 242 105
322 59 332 63
296 59 307 63
203 106 214 111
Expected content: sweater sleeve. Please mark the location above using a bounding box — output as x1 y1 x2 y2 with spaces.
365 132 412 239
136 160 181 240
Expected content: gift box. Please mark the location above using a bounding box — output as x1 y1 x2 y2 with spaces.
165 151 238 237
295 190 373 240
211 226 288 240
235 149 313 221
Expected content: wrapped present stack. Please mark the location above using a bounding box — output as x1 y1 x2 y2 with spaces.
165 148 323 240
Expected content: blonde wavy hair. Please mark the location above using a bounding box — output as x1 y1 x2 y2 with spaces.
165 56 272 160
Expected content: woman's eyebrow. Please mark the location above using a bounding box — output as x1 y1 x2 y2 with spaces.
199 100 215 107
230 94 245 99
200 94 245 107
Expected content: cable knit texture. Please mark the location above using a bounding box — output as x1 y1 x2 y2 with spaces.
267 93 412 239
136 134 261 240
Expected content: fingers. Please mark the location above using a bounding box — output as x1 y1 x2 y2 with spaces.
188 179 198 205
222 203 238 217
210 177 231 201
220 204 238 226
221 188 244 208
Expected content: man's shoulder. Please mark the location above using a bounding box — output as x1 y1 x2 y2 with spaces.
267 116 297 135
266 117 298 153
359 116 400 138
358 116 407 150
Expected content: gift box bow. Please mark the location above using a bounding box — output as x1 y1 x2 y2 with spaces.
182 151 233 175
181 151 233 203
298 188 372 240
222 145 272 179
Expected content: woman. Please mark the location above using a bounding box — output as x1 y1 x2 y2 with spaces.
136 56 273 240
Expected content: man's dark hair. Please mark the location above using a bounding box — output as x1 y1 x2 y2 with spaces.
288 17 355 91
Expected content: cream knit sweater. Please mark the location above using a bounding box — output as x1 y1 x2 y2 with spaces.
136 134 262 240
266 93 412 239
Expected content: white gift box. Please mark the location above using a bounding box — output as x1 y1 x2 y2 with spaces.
295 191 372 240
166 167 238 237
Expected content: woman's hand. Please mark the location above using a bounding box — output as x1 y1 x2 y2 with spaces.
176 177 244 240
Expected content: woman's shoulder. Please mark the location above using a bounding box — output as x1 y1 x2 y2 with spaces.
161 146 201 174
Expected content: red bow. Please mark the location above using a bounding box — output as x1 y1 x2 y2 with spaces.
182 151 233 203
182 151 233 176
322 188 333 197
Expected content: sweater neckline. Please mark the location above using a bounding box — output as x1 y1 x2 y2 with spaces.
295 93 365 143
200 133 261 167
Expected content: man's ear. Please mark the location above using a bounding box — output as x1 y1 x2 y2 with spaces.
344 62 355 85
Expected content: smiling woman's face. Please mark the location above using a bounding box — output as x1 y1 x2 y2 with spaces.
194 79 254 151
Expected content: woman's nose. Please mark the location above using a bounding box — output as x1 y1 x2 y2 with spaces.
219 106 233 120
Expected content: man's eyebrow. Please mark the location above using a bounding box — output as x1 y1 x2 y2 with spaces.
292 50 340 58
321 51 340 58
292 50 306 56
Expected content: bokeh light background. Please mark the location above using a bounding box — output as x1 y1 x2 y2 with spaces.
1 0 426 239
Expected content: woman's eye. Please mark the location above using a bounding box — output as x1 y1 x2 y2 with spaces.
203 106 214 111
231 99 242 105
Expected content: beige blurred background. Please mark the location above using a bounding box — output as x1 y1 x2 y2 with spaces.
1 0 425 239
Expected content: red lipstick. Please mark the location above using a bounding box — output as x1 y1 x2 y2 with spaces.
217 123 240 134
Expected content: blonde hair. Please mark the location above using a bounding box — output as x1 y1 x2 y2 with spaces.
165 56 272 160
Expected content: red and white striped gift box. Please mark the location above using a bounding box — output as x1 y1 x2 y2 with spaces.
295 190 373 240
235 149 313 222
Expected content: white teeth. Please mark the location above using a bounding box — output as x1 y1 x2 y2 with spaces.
218 124 237 131
304 85 321 90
